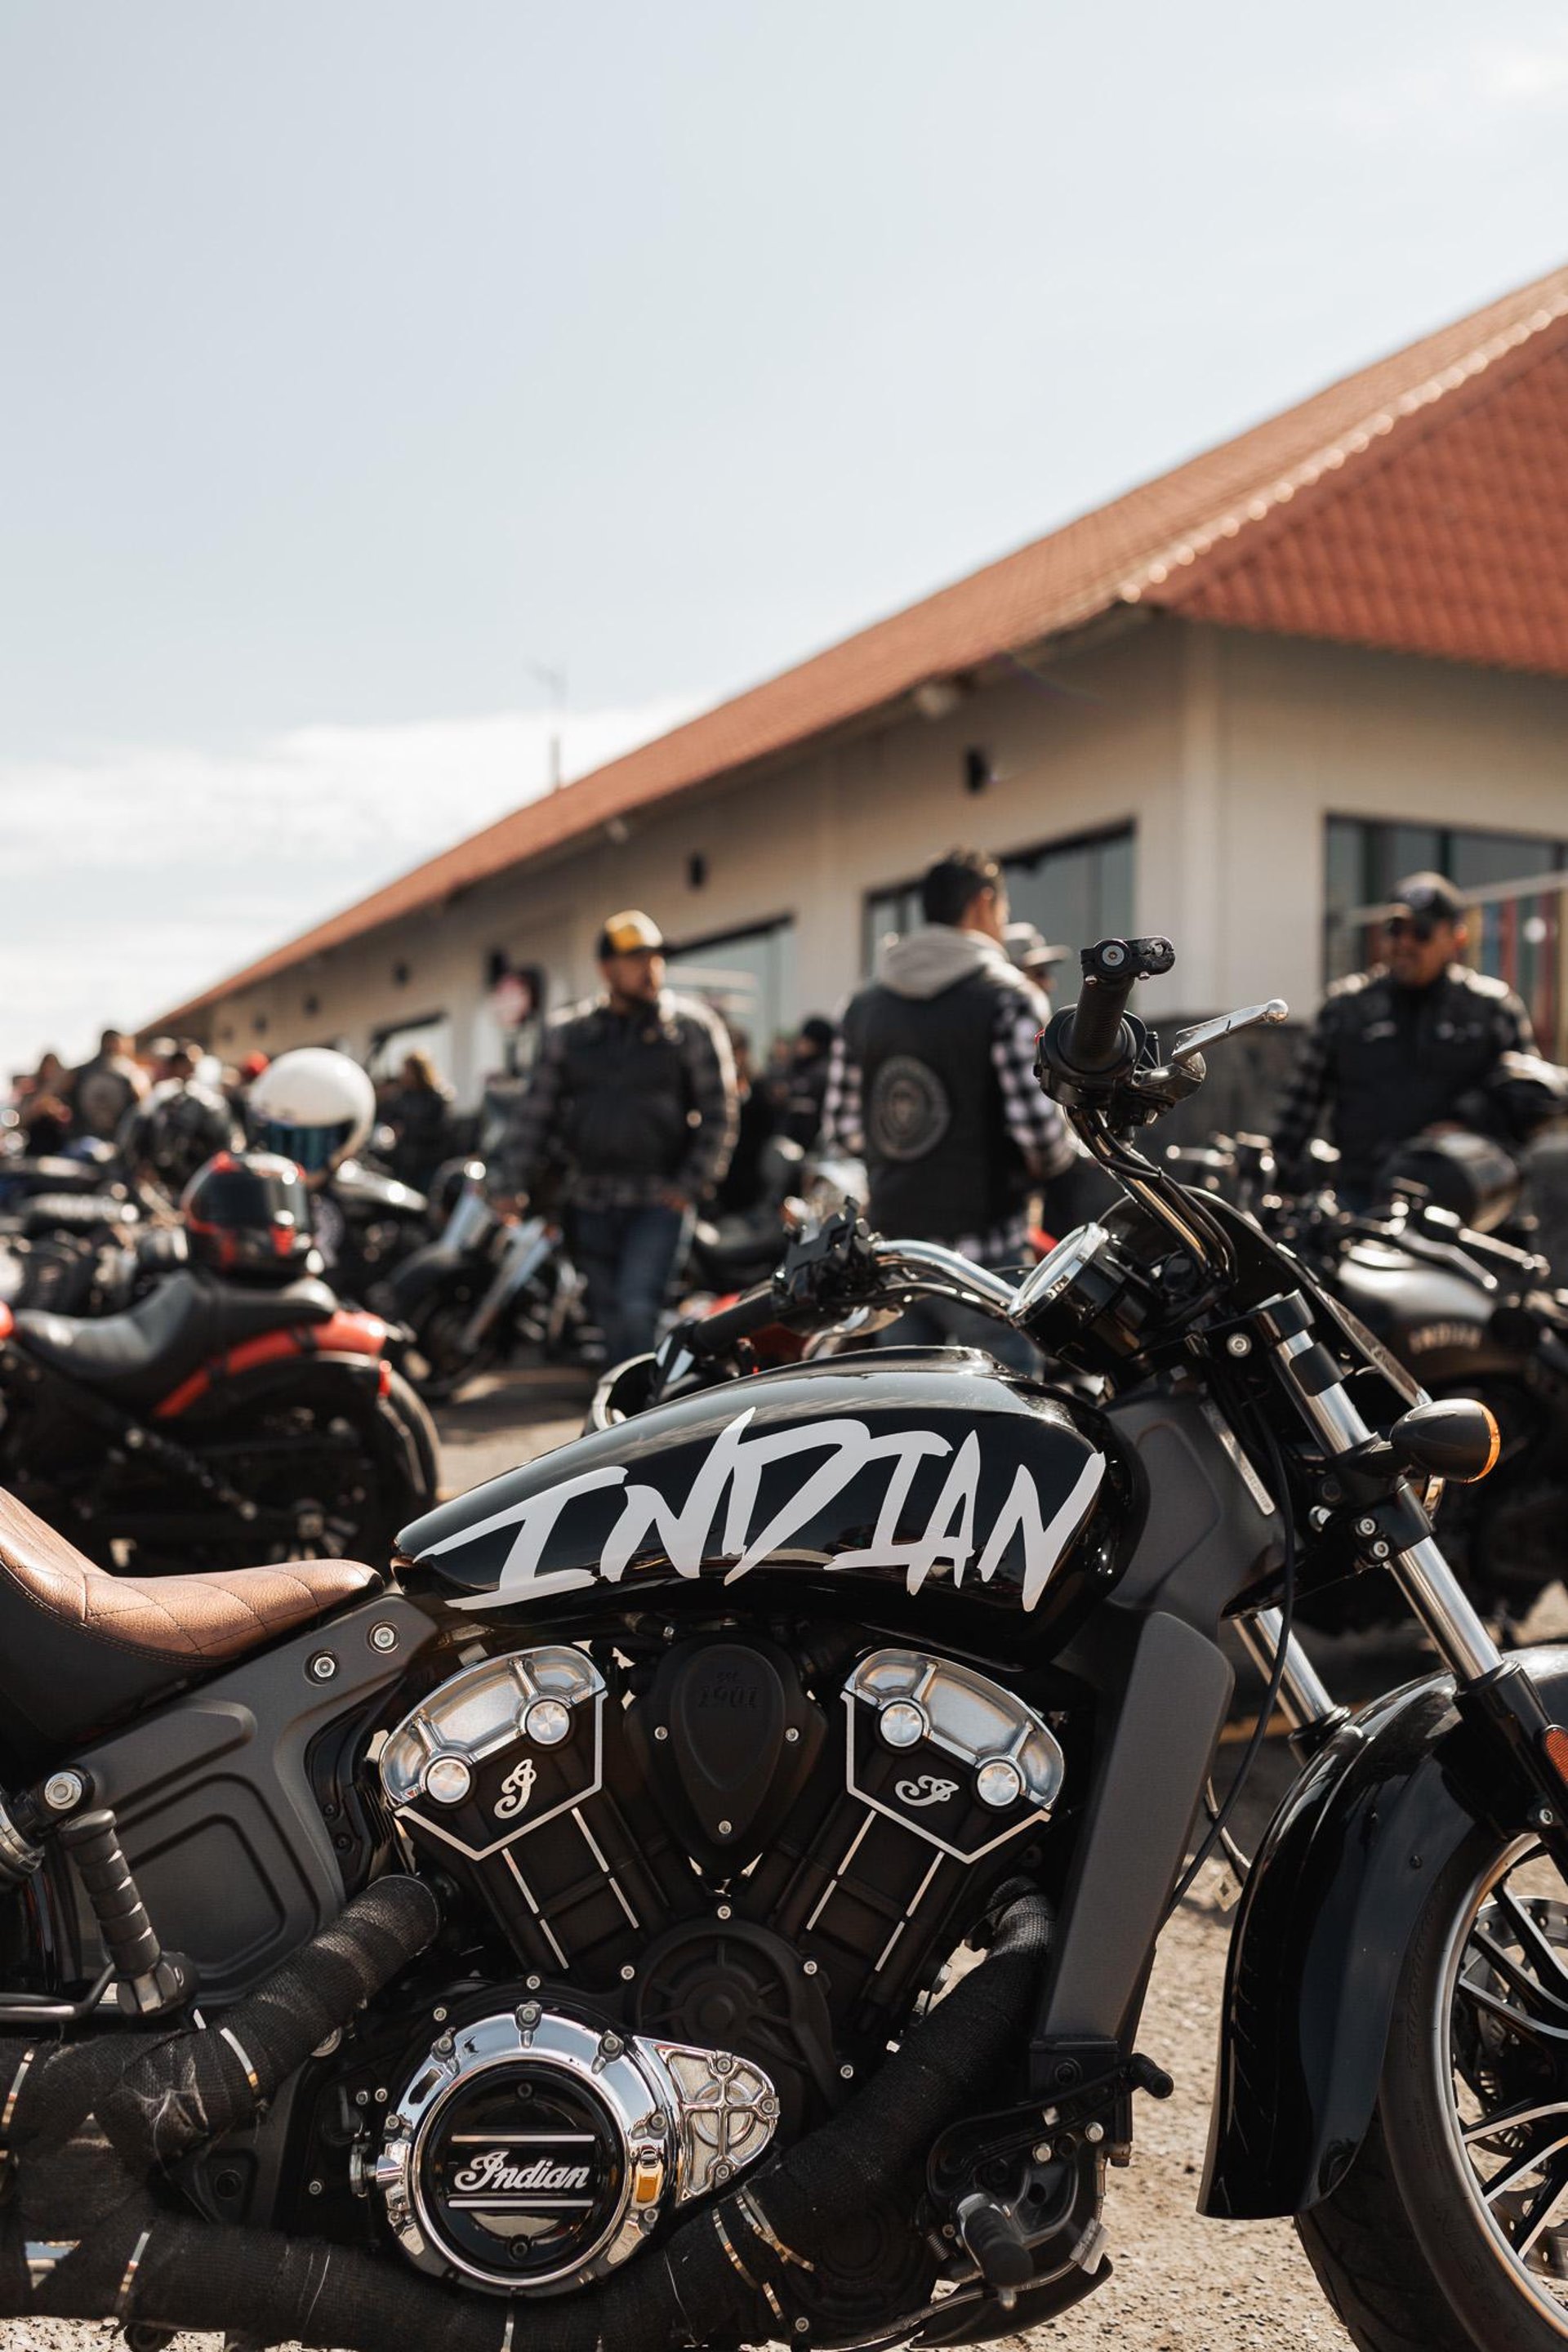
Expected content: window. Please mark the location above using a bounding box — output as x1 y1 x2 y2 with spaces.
864 825 1135 971
665 918 796 1048
1325 817 1567 1049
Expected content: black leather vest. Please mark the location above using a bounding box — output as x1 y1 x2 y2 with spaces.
557 1007 693 1181
842 969 1022 1242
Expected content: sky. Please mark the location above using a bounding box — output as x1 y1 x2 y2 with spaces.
2 0 1566 1077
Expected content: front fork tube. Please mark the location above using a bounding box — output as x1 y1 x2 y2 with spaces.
1249 1330 1568 1846
460 1223 555 1352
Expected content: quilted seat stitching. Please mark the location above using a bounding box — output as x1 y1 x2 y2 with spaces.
0 1503 377 1665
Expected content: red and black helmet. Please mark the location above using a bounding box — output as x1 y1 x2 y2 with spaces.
180 1151 315 1283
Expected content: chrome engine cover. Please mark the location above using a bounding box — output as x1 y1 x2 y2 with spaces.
375 2004 778 2294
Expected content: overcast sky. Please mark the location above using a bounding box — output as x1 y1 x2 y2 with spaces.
2 1 1566 1077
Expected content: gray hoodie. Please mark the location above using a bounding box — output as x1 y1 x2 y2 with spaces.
874 923 1047 1014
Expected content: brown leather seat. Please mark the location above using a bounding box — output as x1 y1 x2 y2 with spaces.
0 1486 382 1762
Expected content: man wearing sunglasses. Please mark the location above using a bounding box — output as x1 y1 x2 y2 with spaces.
1273 871 1538 1206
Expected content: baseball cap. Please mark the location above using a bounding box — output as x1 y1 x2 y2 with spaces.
1004 920 1069 976
1388 873 1467 925
597 909 665 959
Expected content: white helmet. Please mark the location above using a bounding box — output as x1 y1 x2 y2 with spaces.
247 1047 376 1177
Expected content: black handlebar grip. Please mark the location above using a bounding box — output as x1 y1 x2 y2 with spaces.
1063 935 1175 1073
1065 939 1139 1072
60 1808 163 1984
685 1282 784 1361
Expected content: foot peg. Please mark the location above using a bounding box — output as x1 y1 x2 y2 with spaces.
60 1809 194 2018
956 2190 1034 2290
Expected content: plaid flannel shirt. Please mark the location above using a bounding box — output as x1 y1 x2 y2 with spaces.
822 981 1073 1267
490 991 737 1210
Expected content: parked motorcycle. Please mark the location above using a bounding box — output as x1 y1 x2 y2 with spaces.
0 1152 439 1573
6 935 1568 2350
1170 1130 1568 1628
384 1165 593 1399
314 1153 434 1304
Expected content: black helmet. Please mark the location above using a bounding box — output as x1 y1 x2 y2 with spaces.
123 1078 239 1197
181 1151 315 1282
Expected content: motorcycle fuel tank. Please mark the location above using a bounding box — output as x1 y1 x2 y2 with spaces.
1332 1237 1506 1378
399 1352 1132 1639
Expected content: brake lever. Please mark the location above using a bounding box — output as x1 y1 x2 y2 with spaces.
1170 998 1290 1067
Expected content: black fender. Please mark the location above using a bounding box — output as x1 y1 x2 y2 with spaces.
1202 1641 1568 2220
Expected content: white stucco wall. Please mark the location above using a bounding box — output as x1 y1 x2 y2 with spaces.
196 619 1568 1102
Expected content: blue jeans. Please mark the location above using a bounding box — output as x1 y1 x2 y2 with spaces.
570 1204 689 1365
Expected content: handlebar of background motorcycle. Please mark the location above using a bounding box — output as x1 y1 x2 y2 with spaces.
678 1240 1022 1365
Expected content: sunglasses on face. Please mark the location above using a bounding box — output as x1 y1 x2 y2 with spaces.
1385 912 1441 943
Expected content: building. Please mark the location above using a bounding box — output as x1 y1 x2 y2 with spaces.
154 261 1568 1116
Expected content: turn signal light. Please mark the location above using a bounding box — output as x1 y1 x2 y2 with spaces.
1390 1399 1501 1485
1541 1726 1568 1796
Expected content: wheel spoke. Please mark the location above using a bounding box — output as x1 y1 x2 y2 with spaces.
1464 2097 1568 2146
1471 1927 1568 2025
1512 2156 1568 2259
1456 1971 1568 2047
1497 1889 1568 2007
1481 2129 1568 2207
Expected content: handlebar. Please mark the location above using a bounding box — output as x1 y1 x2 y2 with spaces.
1066 939 1142 1071
1053 936 1175 1080
681 1279 791 1362
659 1229 1027 1396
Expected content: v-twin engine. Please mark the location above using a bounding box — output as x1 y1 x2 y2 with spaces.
355 1628 1066 2299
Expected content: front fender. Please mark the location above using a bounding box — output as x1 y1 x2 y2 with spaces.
1202 1641 1568 2219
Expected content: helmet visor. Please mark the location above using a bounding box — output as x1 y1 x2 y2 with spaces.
252 1116 356 1174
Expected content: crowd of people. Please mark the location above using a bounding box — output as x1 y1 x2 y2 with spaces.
9 853 1556 1375
6 1029 466 1201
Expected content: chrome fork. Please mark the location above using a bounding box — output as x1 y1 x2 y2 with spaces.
1243 1330 1503 1736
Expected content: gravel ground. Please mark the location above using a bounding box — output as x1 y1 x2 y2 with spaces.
14 1363 1550 2352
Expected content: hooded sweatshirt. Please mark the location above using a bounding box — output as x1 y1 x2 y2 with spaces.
834 924 1059 1248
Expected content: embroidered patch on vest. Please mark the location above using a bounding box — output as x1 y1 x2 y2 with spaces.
868 1055 951 1161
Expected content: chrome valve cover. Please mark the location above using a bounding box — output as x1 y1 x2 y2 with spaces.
379 1647 606 1861
375 2005 778 2294
844 1649 1065 1856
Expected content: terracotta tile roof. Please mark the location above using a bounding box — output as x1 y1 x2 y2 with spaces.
158 260 1568 1024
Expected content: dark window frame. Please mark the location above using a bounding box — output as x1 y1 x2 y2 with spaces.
862 821 1136 972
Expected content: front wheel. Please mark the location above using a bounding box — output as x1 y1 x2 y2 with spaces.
1301 1825 1568 2350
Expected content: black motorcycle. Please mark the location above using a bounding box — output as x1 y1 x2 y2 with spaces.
314 1152 434 1306
8 934 1568 2352
1172 1131 1568 1628
385 1167 593 1399
0 1256 439 1574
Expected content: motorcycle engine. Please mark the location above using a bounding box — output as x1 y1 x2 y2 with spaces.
364 1631 1064 2297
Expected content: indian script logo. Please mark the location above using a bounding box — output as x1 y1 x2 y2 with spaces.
449 2148 592 2195
493 1757 537 1820
895 1774 960 1806
431 1408 1105 1616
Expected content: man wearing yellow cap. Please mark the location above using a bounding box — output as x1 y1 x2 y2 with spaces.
490 912 737 1364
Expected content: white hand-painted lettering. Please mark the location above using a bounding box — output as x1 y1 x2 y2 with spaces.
439 1412 1107 1615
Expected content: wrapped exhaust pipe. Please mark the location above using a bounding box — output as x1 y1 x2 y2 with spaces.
1 1881 1050 2352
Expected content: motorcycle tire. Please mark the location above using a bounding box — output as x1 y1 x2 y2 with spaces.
1299 1820 1568 2350
404 1282 499 1401
184 1363 439 1571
